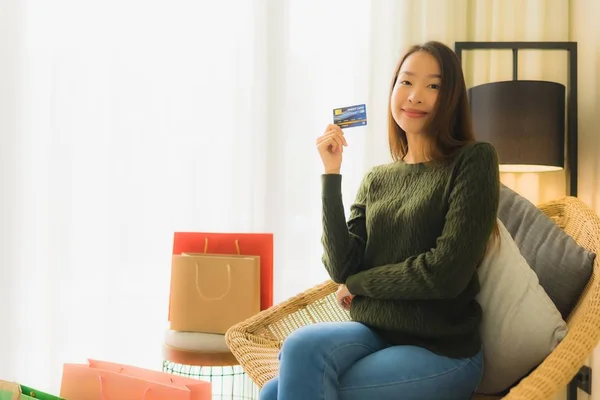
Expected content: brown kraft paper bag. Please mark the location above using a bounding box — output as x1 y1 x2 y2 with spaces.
169 253 260 334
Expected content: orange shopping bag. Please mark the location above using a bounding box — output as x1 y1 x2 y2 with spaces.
60 359 211 400
172 232 273 311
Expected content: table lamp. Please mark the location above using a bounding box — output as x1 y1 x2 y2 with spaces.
468 80 566 173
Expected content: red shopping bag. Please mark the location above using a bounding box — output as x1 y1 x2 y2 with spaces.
172 232 273 311
60 359 211 400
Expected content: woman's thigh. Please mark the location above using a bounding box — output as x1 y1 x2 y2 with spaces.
279 321 388 370
339 345 483 400
261 321 389 400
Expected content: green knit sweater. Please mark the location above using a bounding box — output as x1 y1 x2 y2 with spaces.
321 141 500 358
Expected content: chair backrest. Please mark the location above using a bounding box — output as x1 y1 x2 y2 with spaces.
537 197 600 328
498 197 600 399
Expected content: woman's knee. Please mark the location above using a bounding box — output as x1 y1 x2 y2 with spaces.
281 324 326 360
259 377 278 400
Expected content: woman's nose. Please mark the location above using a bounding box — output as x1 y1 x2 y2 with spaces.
408 92 422 104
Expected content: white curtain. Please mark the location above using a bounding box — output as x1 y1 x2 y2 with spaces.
0 0 569 394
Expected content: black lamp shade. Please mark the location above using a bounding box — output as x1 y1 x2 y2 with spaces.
469 80 566 172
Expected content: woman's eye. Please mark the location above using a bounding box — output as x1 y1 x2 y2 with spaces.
429 84 440 90
399 80 411 86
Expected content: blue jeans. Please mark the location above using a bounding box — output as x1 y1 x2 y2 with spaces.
259 322 483 400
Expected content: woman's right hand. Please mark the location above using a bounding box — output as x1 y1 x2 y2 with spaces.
336 284 354 311
316 124 347 174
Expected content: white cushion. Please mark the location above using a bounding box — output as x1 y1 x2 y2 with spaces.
164 330 230 353
475 219 568 394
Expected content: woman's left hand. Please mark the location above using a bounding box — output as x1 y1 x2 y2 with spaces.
336 284 354 310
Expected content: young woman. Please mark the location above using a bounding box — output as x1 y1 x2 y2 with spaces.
260 41 500 400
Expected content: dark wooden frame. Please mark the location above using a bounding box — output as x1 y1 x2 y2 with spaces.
454 41 578 197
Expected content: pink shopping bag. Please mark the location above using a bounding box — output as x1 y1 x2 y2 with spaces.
60 359 211 400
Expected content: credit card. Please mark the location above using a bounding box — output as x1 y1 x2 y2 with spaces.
333 104 367 129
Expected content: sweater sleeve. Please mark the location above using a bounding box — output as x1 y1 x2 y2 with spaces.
321 171 371 283
345 143 499 300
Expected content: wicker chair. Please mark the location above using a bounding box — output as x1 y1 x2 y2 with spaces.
225 196 600 399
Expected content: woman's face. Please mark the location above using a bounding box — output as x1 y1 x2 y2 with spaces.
391 51 442 135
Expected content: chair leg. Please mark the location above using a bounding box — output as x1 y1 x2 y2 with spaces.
567 381 578 400
567 365 593 399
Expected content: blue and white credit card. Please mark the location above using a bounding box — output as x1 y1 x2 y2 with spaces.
333 104 367 129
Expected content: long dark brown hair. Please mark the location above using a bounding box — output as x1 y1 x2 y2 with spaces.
388 41 474 164
388 41 500 247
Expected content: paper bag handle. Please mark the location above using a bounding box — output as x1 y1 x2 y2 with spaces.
98 376 150 400
203 238 241 255
195 262 232 301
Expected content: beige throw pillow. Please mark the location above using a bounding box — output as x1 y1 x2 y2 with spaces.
475 219 568 394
